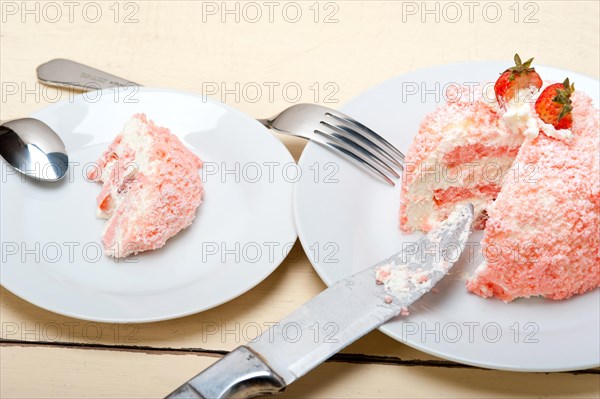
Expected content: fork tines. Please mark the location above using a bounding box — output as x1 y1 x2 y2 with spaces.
314 110 405 186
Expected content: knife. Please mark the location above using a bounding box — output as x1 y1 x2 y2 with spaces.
166 204 474 399
37 58 139 91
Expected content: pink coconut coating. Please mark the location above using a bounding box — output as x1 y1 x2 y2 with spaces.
89 114 203 257
466 92 600 301
399 88 517 232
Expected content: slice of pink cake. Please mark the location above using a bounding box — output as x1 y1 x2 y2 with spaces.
466 92 599 301
88 114 204 258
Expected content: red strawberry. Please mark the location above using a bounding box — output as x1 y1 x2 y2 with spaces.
535 78 575 130
494 54 543 107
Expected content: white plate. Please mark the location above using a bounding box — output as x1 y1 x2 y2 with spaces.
294 61 600 371
1 88 297 323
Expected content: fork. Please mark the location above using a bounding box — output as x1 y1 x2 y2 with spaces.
37 59 405 185
258 105 404 185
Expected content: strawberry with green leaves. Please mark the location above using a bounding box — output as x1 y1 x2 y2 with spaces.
535 78 575 130
494 54 543 107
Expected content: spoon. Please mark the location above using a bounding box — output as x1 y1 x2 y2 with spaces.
0 118 69 182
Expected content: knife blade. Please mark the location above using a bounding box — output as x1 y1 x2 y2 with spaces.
166 204 473 399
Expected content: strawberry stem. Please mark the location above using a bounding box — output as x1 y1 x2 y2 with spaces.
508 53 536 81
553 78 575 122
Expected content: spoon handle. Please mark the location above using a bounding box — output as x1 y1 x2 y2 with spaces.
37 59 141 91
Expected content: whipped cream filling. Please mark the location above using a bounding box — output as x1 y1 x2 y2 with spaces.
499 88 573 141
382 206 471 304
96 117 157 241
540 122 573 140
376 264 434 298
501 101 540 139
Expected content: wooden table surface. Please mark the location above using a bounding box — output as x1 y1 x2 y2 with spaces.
1 1 599 397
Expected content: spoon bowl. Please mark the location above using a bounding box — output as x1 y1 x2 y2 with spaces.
0 118 68 182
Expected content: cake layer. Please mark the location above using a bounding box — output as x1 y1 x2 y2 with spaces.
401 155 516 231
433 183 501 208
442 144 519 168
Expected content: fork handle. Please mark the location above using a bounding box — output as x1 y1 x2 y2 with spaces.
37 59 140 91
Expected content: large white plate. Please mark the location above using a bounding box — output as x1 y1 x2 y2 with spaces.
1 88 297 323
294 61 600 371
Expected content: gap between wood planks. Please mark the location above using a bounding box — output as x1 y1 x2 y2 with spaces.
1 340 598 375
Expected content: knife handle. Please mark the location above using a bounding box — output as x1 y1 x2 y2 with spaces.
165 346 286 399
36 58 139 92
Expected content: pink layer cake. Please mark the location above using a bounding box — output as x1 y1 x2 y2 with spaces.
466 92 599 301
399 58 599 302
88 114 204 258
